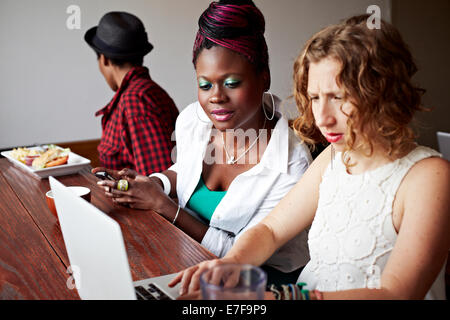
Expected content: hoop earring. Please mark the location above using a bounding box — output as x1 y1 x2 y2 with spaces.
196 103 211 124
263 91 276 121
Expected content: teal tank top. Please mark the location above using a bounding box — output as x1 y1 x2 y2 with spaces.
186 176 227 221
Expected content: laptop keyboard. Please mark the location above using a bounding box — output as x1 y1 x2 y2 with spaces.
135 283 171 300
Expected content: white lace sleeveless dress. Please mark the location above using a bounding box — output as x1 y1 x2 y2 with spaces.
297 146 446 300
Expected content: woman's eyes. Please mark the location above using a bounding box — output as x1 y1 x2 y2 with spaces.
198 79 241 90
199 81 212 90
310 96 342 102
224 79 241 88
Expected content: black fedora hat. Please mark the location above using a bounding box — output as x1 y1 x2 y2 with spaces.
85 11 153 59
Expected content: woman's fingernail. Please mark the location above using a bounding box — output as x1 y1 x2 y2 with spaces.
179 288 185 295
97 181 105 185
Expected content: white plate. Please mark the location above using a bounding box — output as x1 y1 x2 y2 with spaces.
1 146 91 179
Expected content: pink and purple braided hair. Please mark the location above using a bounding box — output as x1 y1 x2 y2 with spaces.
193 0 269 75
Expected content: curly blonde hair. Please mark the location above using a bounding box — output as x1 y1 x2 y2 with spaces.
292 15 425 165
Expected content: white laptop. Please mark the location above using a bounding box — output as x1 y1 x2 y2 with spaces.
437 131 450 161
49 176 181 300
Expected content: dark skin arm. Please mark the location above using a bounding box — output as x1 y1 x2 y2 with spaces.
91 121 274 243
91 167 209 242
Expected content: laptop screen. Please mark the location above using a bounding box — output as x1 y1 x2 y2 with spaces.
437 131 450 161
49 176 137 300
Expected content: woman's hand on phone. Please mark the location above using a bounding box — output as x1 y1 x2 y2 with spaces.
91 167 167 210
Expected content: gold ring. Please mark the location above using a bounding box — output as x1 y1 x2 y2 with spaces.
117 179 129 191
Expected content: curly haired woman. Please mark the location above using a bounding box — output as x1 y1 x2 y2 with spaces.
172 14 449 300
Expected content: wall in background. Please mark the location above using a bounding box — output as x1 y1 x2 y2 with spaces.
392 0 450 150
0 0 392 149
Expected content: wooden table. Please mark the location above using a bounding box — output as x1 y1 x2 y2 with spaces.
0 158 216 299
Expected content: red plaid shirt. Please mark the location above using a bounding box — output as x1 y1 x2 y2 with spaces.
95 66 179 175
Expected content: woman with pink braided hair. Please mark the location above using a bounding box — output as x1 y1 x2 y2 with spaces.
95 0 312 286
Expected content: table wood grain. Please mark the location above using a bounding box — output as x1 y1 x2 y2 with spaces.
0 158 216 299
0 172 79 299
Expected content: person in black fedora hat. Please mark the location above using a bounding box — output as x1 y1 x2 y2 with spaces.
85 11 179 176
85 10 153 61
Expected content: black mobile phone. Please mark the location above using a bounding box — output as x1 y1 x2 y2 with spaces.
94 171 116 181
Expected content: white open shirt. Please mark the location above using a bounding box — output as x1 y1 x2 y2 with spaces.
168 97 312 272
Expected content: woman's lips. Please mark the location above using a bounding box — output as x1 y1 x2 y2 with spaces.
211 109 234 122
325 133 343 143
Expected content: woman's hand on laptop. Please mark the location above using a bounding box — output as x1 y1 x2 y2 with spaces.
92 167 167 210
176 290 202 300
168 257 238 296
